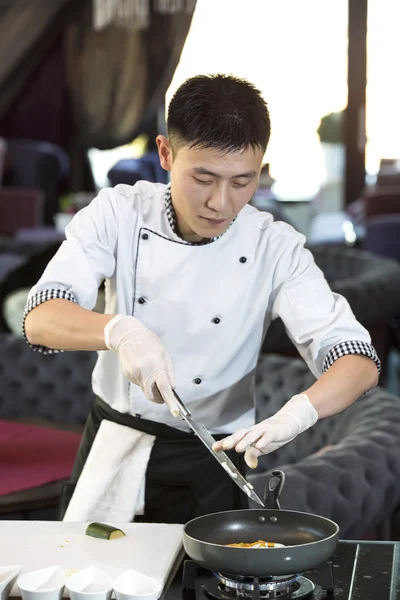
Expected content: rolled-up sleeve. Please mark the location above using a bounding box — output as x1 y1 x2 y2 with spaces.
270 226 381 378
23 289 78 353
23 187 119 353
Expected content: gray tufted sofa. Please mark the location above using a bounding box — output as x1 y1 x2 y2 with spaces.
0 335 96 427
1 334 400 539
248 354 400 540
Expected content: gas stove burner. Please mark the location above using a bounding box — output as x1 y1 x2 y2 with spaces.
202 572 315 600
217 572 299 596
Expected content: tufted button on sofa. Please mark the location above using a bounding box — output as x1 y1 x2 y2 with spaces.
248 354 400 540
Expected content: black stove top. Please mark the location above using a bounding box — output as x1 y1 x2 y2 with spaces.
164 541 400 600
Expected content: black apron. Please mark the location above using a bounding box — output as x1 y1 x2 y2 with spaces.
59 397 248 523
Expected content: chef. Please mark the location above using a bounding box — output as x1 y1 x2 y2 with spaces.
24 74 380 524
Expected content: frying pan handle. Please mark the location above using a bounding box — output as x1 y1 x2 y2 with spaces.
263 470 285 509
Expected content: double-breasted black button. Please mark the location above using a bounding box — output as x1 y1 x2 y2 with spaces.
212 317 221 324
138 297 147 304
193 378 202 385
142 233 149 240
239 256 247 263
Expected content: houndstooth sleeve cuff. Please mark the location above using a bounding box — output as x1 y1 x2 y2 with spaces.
322 340 381 374
22 289 77 354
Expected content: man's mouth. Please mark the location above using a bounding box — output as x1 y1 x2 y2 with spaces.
200 216 229 225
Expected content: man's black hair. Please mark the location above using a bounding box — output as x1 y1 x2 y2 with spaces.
167 74 270 154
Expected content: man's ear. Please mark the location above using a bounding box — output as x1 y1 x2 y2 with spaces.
156 135 173 171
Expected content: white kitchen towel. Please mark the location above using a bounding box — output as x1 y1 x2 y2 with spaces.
63 420 155 522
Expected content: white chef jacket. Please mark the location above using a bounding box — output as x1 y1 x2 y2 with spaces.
24 181 379 434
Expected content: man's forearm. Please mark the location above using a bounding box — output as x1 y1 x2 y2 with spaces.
304 354 379 419
25 299 116 351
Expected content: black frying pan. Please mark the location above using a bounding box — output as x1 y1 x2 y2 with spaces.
183 470 339 576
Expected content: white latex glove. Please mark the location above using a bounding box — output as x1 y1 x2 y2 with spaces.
212 393 318 469
104 314 179 416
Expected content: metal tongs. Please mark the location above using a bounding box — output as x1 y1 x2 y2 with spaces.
173 390 265 507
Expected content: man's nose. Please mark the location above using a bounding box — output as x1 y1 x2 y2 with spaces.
207 184 230 214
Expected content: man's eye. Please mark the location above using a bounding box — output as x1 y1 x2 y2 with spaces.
233 182 247 188
194 177 212 185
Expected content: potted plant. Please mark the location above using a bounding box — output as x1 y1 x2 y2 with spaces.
317 110 345 183
55 192 95 232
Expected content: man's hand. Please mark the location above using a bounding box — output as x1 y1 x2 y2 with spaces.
104 314 179 416
212 393 318 469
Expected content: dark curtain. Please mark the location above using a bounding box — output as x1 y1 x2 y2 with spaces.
64 0 197 188
64 1 196 143
0 0 196 191
0 0 84 119
65 6 148 151
0 35 72 153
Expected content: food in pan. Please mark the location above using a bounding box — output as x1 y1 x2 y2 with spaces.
227 540 285 548
85 522 126 540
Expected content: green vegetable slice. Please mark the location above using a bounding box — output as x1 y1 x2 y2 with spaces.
85 522 126 540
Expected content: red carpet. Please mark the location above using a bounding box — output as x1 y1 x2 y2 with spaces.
0 420 81 495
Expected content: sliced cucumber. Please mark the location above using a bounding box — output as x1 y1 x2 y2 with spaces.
85 522 126 540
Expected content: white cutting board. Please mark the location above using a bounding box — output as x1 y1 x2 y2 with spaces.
0 521 184 597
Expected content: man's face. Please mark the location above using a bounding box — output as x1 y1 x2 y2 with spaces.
157 136 264 239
